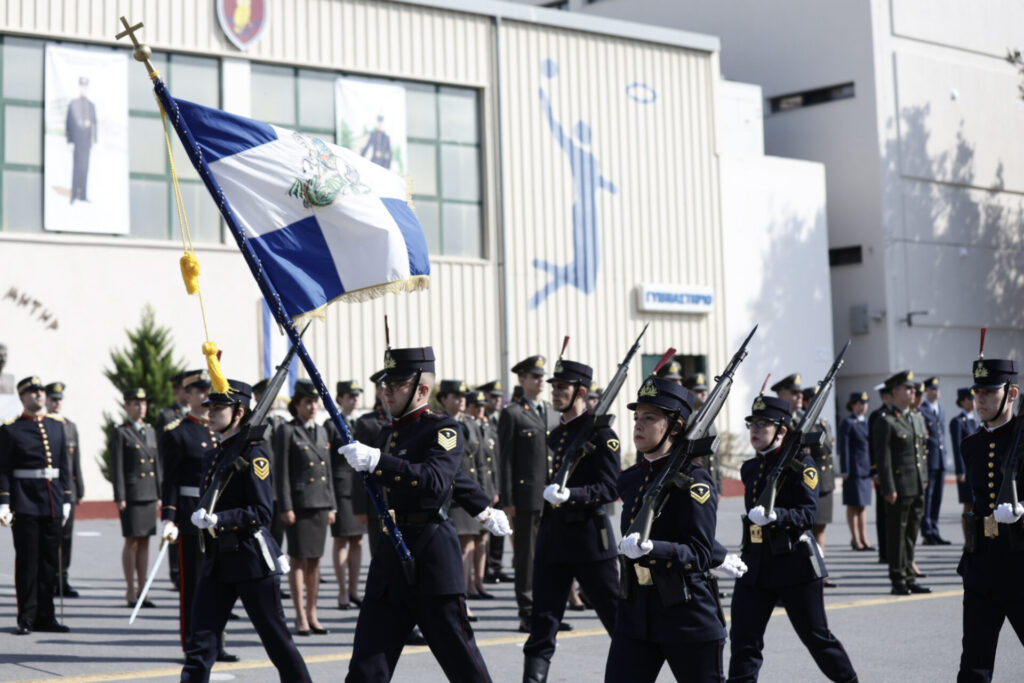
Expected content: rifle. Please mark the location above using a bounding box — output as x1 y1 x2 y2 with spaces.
754 340 850 516
550 324 649 491
625 324 757 545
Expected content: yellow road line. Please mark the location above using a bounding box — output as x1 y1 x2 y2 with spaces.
6 589 963 683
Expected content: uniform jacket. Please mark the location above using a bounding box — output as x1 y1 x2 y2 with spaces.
160 415 220 534
919 400 947 472
950 410 980 480
535 411 620 564
156 404 187 434
326 415 359 513
867 404 892 475
273 419 335 511
498 397 558 512
873 407 927 498
352 407 390 517
618 458 727 643
738 448 825 588
66 97 97 146
837 414 870 479
52 416 84 503
111 421 160 503
473 416 500 502
0 413 71 516
804 419 836 495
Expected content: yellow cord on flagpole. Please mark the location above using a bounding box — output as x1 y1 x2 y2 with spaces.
159 104 229 394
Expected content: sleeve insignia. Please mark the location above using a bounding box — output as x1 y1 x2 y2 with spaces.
606 438 620 452
252 456 270 480
438 427 458 451
689 482 711 504
164 417 183 432
803 467 819 490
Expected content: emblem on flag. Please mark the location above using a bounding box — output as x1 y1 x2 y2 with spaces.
217 0 267 51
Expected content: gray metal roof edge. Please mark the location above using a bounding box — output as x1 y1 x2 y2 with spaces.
389 0 721 53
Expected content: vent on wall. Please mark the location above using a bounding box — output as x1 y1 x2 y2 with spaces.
829 246 863 267
769 82 855 113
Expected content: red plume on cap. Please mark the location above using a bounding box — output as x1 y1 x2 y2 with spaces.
979 327 987 360
651 348 677 376
384 315 391 349
559 335 570 359
760 373 771 395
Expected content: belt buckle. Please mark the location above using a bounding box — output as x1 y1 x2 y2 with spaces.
984 514 999 539
634 565 654 586
750 524 763 544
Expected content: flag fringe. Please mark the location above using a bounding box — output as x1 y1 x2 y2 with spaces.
290 275 430 328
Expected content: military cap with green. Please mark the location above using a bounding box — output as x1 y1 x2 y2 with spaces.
44 382 66 399
336 380 363 396
292 379 319 399
770 373 802 393
655 359 683 382
683 373 709 391
123 387 148 402
475 380 503 396
437 379 469 396
511 355 546 376
883 369 916 391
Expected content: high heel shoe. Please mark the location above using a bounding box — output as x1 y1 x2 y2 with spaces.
349 594 363 607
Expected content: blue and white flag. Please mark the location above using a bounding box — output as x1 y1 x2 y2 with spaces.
172 97 430 321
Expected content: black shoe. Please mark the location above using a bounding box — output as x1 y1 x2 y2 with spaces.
407 626 428 645
227 611 241 620
34 620 70 633
566 603 586 611
891 583 911 596
524 655 551 683
913 569 928 578
921 536 937 546
281 590 290 599
518 617 531 633
216 651 240 662
935 536 952 545
14 625 31 635
349 594 362 607
142 599 156 608
558 622 573 632
295 629 311 637
908 583 932 594
338 602 352 610
310 626 330 635
468 590 495 600
483 574 501 584
60 584 80 598
824 579 838 588
467 614 479 622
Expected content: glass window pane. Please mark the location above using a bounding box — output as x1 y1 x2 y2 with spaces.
414 199 440 254
405 83 437 140
2 169 42 232
170 55 219 108
442 203 482 257
439 87 478 143
251 64 295 126
5 105 42 165
298 69 335 130
129 53 167 112
130 178 169 240
408 142 437 197
440 144 480 201
171 135 199 181
3 37 44 101
179 181 222 244
129 116 167 175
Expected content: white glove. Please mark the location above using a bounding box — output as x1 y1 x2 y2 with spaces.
619 532 654 559
747 505 777 527
713 552 748 579
993 502 1024 525
339 442 381 473
476 508 512 536
542 484 571 505
190 507 218 530
0 504 12 527
278 554 290 574
162 521 179 542
62 503 71 526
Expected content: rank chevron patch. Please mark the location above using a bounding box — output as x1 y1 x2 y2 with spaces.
690 482 711 504
803 467 818 490
253 456 270 480
438 428 458 451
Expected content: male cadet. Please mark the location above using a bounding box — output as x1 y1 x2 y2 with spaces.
950 387 980 540
869 383 894 563
772 373 804 416
45 382 84 597
0 376 72 634
874 370 931 595
685 373 722 494
956 354 1023 682
160 369 237 662
339 347 493 682
477 380 512 584
802 385 838 585
66 76 97 203
523 358 620 683
499 355 560 632
919 377 951 545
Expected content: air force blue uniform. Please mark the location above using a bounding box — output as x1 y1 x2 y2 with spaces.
837 414 871 507
951 409 980 505
919 397 947 541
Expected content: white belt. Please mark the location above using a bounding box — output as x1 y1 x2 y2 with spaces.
13 467 60 479
179 486 200 498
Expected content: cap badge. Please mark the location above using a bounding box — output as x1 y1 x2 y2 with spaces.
753 397 767 411
907 370 915 380
535 358 544 367
384 352 397 369
554 361 564 374
794 374 801 385
639 381 658 398
975 364 989 379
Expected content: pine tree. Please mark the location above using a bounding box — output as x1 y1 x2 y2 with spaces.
97 305 186 482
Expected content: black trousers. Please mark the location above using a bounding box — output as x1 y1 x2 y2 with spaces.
957 588 1024 682
60 503 75 585
885 494 923 584
512 510 541 617
182 573 310 683
876 492 887 561
12 514 61 628
523 557 618 661
346 592 492 682
605 634 724 683
486 533 504 575
728 578 856 683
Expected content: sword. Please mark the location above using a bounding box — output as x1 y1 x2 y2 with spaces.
129 538 169 624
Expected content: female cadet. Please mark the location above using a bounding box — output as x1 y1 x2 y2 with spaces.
728 393 857 683
608 376 727 682
110 387 160 606
837 392 873 551
181 380 311 683
273 379 336 635
326 380 367 610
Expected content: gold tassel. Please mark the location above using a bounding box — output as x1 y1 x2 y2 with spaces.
203 341 230 394
180 252 201 295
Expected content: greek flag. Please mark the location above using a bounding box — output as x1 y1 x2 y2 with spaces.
172 96 430 321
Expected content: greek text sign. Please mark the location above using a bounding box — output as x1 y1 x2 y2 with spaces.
636 283 713 314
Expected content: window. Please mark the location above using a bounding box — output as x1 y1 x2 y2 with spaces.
0 36 45 232
769 82 854 113
829 245 863 267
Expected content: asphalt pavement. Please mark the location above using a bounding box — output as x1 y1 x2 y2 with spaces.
1 481 1022 682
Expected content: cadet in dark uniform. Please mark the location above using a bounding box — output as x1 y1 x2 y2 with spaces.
956 355 1022 682
608 377 727 683
111 388 161 606
466 389 500 599
159 371 190 590
874 370 930 595
181 380 312 683
499 355 559 630
251 378 286 552
160 370 236 660
919 377 951 545
837 392 872 551
950 387 980 541
0 376 72 634
65 76 97 203
361 115 392 169
801 386 837 581
729 394 857 683
522 359 621 682
45 381 83 597
477 380 510 585
327 380 367 610
339 346 493 682
274 379 335 635
685 373 722 494
869 384 893 563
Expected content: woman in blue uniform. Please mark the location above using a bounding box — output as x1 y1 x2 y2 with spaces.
837 391 873 551
608 376 727 682
181 380 311 683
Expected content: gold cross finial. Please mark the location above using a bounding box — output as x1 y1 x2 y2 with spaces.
115 16 158 79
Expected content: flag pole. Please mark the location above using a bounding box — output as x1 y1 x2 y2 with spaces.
115 18 417 578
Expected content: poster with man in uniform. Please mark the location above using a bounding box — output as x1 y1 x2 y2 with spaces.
335 77 406 175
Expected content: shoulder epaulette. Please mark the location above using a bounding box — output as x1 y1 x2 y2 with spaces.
164 417 183 432
3 416 17 425
423 409 446 421
46 413 66 423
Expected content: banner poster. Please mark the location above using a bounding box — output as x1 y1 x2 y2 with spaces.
44 44 129 234
335 77 407 176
